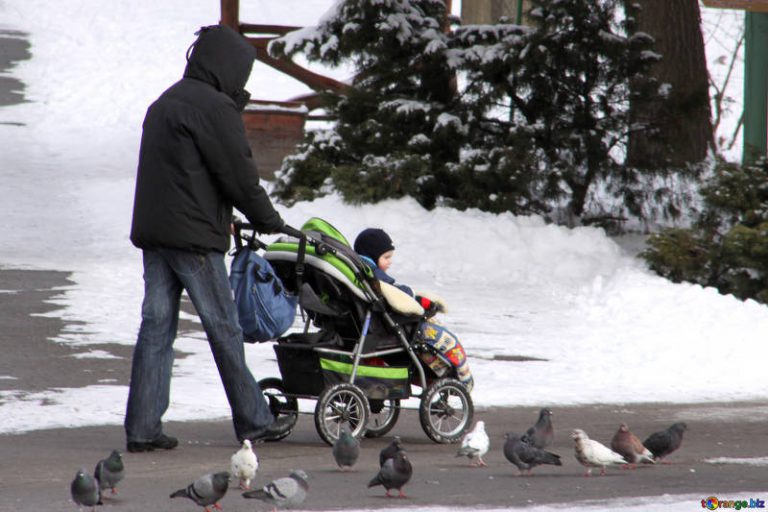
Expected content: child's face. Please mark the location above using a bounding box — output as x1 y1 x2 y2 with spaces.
377 250 394 272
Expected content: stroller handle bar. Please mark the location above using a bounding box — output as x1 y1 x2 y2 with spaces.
232 219 336 257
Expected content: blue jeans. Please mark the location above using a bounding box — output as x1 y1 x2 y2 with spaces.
124 249 273 443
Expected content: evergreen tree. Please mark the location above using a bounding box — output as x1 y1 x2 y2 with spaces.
453 0 672 225
271 0 689 226
642 159 768 304
269 0 460 209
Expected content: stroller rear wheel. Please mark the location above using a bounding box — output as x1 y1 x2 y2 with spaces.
258 377 298 441
314 383 370 446
364 399 400 438
419 378 474 444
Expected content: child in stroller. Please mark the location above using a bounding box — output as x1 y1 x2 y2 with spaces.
353 228 474 392
240 218 475 446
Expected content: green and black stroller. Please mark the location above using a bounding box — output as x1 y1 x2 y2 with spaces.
233 218 474 446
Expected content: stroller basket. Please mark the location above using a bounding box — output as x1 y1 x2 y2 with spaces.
274 342 411 400
320 357 410 400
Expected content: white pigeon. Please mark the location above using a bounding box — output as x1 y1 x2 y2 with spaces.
231 439 259 490
456 420 490 467
571 429 627 476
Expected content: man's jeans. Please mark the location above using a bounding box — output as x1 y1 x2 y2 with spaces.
124 248 273 443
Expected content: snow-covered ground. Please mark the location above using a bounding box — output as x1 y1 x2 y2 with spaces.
0 0 764 445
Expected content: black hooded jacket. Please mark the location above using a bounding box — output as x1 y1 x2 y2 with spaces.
130 25 283 253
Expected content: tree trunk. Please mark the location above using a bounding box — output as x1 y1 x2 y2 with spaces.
626 0 714 167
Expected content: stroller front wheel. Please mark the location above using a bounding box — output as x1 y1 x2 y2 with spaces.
419 378 474 444
314 383 370 446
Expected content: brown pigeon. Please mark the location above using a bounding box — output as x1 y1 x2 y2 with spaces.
610 423 655 468
525 408 554 449
643 422 688 463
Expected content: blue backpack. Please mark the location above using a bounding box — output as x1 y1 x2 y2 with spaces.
229 246 298 343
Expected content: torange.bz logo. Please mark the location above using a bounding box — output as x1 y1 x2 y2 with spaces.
702 496 766 510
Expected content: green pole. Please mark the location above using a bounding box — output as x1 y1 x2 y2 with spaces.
743 12 768 165
516 0 523 24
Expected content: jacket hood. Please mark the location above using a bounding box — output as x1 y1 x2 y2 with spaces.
183 25 256 100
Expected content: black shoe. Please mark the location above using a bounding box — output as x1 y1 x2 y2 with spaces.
248 416 294 443
126 434 179 453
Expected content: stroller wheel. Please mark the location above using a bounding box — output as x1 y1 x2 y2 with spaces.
419 378 474 444
258 377 298 441
314 383 370 446
364 399 401 438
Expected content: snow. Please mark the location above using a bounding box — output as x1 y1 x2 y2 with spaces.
0 0 763 472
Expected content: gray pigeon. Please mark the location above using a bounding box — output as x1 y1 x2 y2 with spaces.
525 408 554 449
643 422 688 463
170 471 230 511
242 469 309 509
503 433 562 475
94 449 124 496
70 467 101 511
368 450 413 498
379 436 403 467
333 427 360 471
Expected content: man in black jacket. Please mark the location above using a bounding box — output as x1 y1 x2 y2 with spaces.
125 25 291 452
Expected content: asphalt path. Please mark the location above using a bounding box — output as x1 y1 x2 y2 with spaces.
0 268 767 511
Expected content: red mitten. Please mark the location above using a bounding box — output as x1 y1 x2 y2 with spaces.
416 296 438 317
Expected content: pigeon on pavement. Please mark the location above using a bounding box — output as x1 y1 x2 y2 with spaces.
231 439 259 490
368 450 413 498
456 420 490 467
242 469 309 509
643 422 688 463
525 408 554 449
610 423 655 468
71 467 101 511
333 427 360 471
503 433 562 475
379 436 404 467
94 449 124 496
571 429 627 476
170 471 230 512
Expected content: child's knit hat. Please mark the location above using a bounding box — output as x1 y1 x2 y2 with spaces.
354 228 395 264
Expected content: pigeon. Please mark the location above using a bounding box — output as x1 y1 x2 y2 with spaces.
643 422 688 463
332 427 360 471
503 433 562 475
70 467 101 511
379 436 403 467
94 449 124 496
243 469 309 509
456 420 490 467
610 423 655 468
170 471 230 512
571 429 627 476
525 408 554 449
231 439 259 490
368 450 413 498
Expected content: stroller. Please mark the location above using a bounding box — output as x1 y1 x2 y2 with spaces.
233 218 474 446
